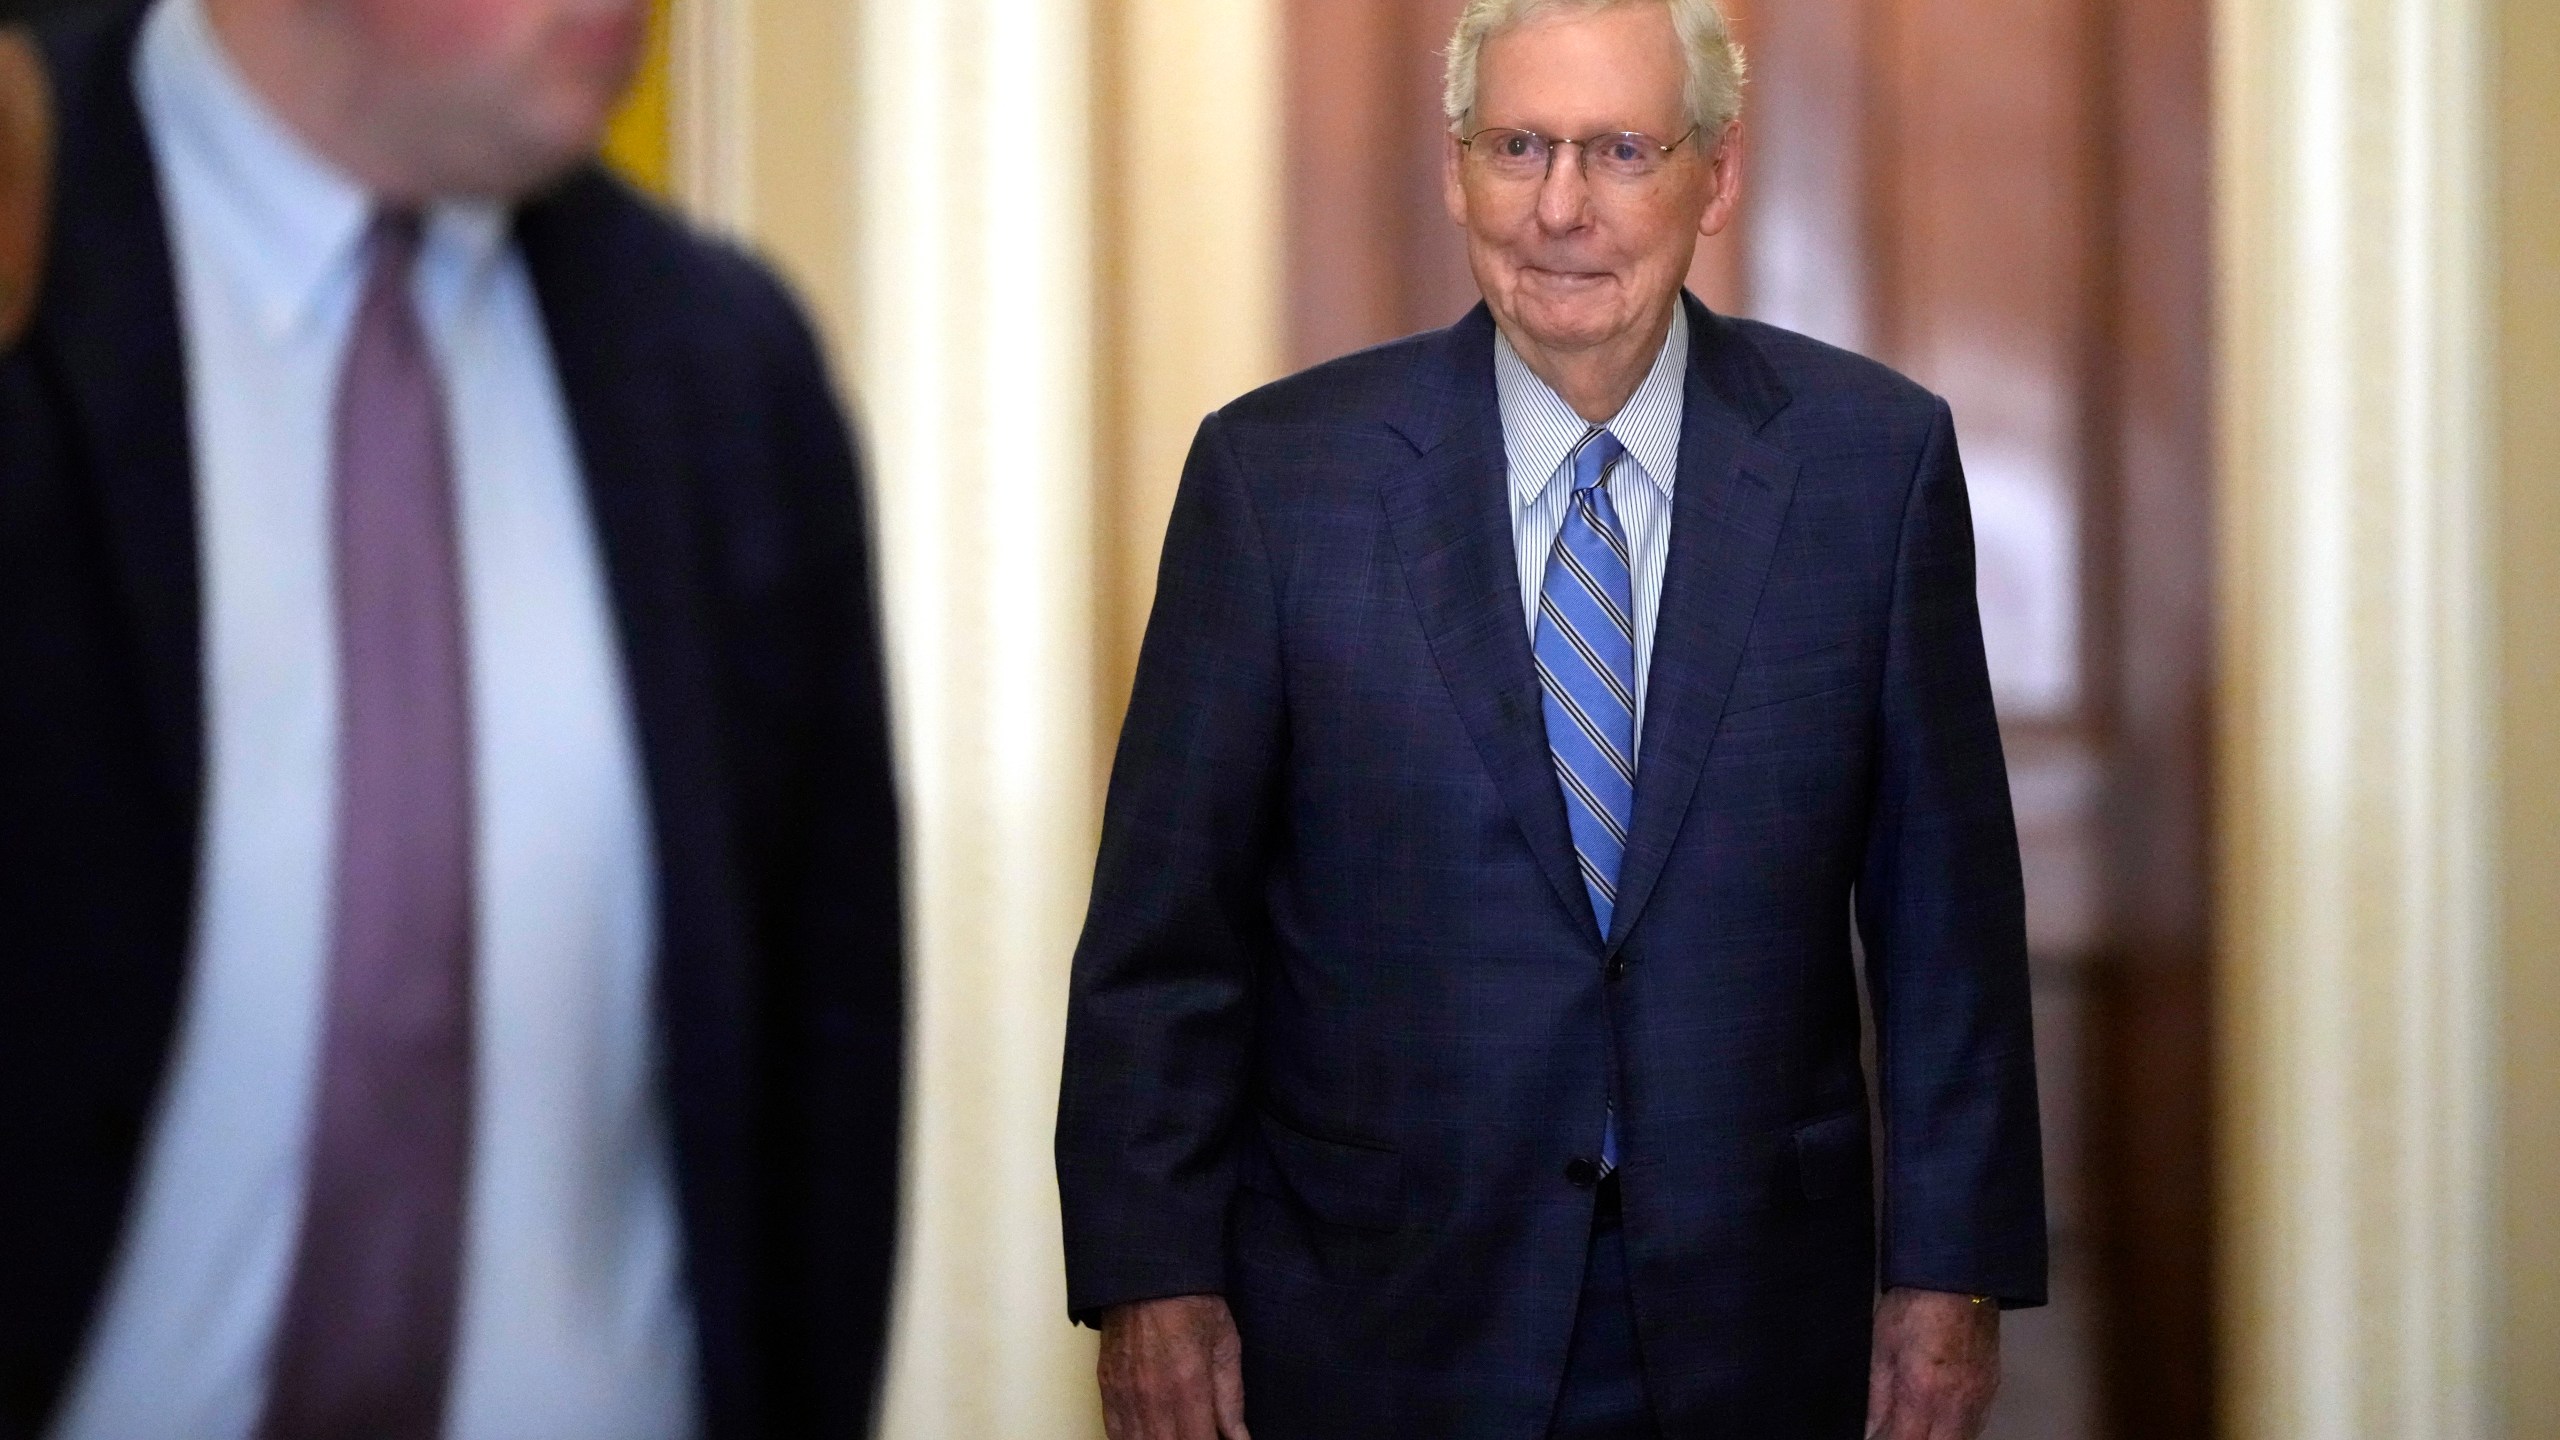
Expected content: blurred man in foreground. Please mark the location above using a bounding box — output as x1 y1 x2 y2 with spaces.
1057 1 2045 1436
0 1 902 1435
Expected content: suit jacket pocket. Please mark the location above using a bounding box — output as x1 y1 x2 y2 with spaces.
1245 1109 1405 1232
1721 679 1861 723
1720 637 1862 722
1793 1108 1872 1203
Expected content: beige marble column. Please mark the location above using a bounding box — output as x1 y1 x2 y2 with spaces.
663 0 1280 1433
2215 0 2507 1433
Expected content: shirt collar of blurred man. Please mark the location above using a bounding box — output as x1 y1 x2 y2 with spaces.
195 0 646 209
144 0 510 334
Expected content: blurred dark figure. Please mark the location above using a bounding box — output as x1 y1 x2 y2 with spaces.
0 0 80 25
0 2 903 1438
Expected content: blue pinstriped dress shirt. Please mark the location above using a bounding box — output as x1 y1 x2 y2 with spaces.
1495 303 1688 752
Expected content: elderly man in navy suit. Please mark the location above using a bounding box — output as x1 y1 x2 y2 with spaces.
1056 2 2046 1437
0 1 901 1435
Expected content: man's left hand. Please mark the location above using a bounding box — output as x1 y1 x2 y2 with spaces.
1864 1286 2001 1440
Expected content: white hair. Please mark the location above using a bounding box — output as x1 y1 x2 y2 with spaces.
1442 0 1746 136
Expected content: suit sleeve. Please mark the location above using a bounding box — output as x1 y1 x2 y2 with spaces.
745 273 907 1419
1855 397 2050 1309
1056 409 1284 1324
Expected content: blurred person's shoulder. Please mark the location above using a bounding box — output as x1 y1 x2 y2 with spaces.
515 165 836 395
511 169 864 585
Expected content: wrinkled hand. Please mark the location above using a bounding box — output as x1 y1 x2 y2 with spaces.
1865 1287 2000 1440
1098 1293 1252 1440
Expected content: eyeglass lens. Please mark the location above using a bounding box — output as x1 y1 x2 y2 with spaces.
1469 129 1677 180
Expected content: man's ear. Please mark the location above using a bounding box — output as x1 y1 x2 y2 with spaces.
1695 121 1744 241
1442 129 1471 229
0 26 56 355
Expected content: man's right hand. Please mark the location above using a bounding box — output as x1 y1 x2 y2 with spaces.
1097 1293 1252 1440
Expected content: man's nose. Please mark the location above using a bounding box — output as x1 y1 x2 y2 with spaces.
1535 145 1594 231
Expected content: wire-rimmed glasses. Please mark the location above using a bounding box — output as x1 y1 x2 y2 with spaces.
1458 124 1704 183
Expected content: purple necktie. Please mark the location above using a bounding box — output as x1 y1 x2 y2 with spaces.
260 211 476 1440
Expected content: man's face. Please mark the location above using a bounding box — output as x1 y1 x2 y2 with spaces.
1442 3 1739 357
335 0 648 198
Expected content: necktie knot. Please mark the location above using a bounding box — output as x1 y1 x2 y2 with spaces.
1572 428 1625 494
367 208 427 285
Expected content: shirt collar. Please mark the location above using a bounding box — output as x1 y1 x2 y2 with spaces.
1494 301 1688 507
137 0 514 340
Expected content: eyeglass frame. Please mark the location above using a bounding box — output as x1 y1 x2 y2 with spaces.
1455 122 1707 182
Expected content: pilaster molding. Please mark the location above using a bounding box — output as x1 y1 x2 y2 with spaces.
2216 0 2497 1434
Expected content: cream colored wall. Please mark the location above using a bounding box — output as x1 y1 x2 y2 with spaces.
663 1 1280 1435
665 0 857 361
1095 1 1286 704
2496 0 2560 1432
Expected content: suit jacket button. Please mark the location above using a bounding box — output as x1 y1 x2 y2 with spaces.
1564 1157 1602 1188
1605 956 1627 982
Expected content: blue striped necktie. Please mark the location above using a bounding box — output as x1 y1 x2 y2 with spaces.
1534 427 1633 1171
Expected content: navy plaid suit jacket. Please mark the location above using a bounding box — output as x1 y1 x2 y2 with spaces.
1057 296 2046 1438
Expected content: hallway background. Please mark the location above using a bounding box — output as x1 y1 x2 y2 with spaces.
612 0 2554 1426
0 0 2547 1433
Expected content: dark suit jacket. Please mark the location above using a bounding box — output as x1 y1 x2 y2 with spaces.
0 9 902 1437
1057 297 2047 1438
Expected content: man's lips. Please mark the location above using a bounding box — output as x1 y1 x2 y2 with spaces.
1519 265 1615 287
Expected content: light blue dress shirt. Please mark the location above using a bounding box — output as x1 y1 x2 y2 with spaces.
1497 303 1688 748
49 3 699 1436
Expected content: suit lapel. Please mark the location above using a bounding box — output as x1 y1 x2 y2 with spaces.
1606 298 1800 950
1380 308 1598 935
34 10 202 815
